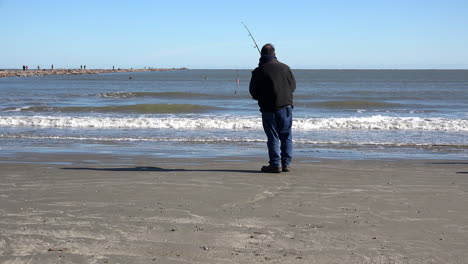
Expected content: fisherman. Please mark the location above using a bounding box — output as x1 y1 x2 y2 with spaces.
249 43 296 173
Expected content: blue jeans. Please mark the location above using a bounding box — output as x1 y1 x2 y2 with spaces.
262 105 292 168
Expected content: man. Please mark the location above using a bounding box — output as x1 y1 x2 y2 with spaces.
249 43 296 173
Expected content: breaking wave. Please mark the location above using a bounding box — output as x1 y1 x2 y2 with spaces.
0 115 467 132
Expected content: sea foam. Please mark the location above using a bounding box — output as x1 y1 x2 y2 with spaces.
0 115 467 132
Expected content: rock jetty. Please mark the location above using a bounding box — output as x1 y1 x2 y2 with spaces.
0 68 187 78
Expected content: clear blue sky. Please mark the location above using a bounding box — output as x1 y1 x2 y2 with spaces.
1 0 467 69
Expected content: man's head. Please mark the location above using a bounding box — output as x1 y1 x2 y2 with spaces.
261 43 275 56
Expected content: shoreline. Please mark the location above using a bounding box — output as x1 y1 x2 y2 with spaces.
1 152 467 263
0 68 187 78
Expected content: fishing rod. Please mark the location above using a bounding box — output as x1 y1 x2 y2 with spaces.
235 23 259 95
242 22 261 55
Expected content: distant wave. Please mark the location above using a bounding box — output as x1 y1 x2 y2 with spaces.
98 91 211 98
2 104 218 114
301 100 403 109
0 115 467 132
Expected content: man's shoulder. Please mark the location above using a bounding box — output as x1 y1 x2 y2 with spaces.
265 59 290 68
253 60 291 73
263 60 291 72
251 67 262 75
276 60 291 69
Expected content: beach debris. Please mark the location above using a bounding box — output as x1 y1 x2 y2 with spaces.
307 224 324 229
48 247 68 252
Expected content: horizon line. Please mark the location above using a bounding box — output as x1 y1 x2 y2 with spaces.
2 67 468 71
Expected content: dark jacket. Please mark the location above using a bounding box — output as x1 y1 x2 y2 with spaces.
249 57 296 112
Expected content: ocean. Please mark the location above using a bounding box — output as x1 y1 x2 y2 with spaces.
0 69 467 161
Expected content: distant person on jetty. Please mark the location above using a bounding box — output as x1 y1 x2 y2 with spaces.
51 64 54 70
80 65 83 69
22 65 25 71
249 43 296 173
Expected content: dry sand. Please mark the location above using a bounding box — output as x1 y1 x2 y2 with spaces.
1 153 467 263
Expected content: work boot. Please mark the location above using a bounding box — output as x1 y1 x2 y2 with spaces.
282 166 291 172
261 165 281 173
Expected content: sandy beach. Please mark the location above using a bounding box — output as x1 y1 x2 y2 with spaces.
0 68 185 78
1 153 467 263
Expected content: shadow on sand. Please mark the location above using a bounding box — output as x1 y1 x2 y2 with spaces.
429 162 468 174
431 162 468 165
61 166 260 174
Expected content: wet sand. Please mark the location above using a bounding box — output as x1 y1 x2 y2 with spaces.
1 153 467 263
0 68 185 78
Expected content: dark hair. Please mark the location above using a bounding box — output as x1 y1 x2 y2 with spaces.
261 43 275 56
